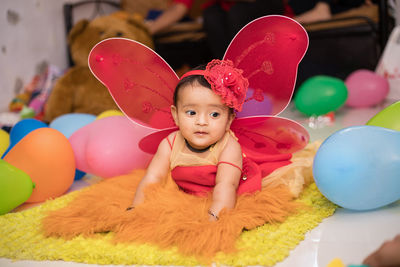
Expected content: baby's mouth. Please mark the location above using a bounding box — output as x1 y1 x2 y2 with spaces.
195 131 208 135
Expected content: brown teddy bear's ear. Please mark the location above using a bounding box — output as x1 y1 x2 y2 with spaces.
68 19 89 45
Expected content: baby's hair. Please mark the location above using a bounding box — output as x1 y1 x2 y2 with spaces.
173 64 234 114
173 64 209 106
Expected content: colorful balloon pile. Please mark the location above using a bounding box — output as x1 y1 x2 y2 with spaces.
0 110 152 215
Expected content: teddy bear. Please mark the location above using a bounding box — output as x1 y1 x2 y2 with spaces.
43 11 154 122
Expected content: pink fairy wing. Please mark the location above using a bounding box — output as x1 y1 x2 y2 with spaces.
231 116 309 156
88 38 178 129
224 15 308 117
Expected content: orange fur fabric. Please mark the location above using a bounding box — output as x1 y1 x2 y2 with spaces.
43 170 301 259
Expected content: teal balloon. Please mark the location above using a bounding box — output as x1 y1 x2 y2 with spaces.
1 118 47 159
295 76 348 116
313 125 400 210
0 159 34 215
49 113 96 138
366 101 400 131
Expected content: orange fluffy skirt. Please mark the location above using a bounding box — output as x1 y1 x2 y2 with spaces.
43 170 301 259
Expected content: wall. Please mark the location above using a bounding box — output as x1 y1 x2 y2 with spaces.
0 0 119 112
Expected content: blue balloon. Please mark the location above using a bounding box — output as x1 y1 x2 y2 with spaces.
313 125 400 211
1 118 48 158
49 113 96 138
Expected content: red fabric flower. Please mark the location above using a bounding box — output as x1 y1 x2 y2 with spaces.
203 59 249 112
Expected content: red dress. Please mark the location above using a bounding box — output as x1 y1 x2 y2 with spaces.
168 131 292 196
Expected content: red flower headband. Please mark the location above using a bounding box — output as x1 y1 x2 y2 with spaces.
180 59 249 112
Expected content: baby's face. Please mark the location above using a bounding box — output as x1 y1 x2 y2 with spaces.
171 82 234 150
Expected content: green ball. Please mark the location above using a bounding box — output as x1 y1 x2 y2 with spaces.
294 76 348 116
0 159 34 215
367 101 400 131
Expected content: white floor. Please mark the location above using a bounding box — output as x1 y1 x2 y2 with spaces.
1 100 399 267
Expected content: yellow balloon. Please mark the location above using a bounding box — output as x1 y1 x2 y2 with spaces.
96 110 123 120
326 258 345 267
0 129 10 157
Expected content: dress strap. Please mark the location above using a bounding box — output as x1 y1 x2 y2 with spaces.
217 161 242 173
167 133 177 150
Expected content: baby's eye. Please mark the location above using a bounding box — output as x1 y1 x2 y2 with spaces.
210 112 220 118
186 110 196 116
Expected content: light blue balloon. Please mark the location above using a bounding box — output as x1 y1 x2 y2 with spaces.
49 113 96 138
1 118 48 159
313 125 400 211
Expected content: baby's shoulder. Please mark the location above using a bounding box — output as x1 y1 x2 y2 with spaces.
219 134 242 161
226 134 241 148
166 131 179 143
160 131 179 149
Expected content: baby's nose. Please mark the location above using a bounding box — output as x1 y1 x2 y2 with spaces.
196 114 208 125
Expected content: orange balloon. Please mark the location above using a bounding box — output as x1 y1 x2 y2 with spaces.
4 128 75 202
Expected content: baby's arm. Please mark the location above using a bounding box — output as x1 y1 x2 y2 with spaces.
208 136 242 221
128 136 172 209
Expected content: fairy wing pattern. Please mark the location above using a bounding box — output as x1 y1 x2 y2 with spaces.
89 16 309 156
89 38 178 129
224 15 309 117
231 117 308 156
223 15 310 154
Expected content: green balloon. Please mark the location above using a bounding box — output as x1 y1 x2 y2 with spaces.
366 101 400 131
0 159 34 215
294 75 348 116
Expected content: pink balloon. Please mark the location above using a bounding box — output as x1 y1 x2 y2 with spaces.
69 116 155 178
345 69 389 108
